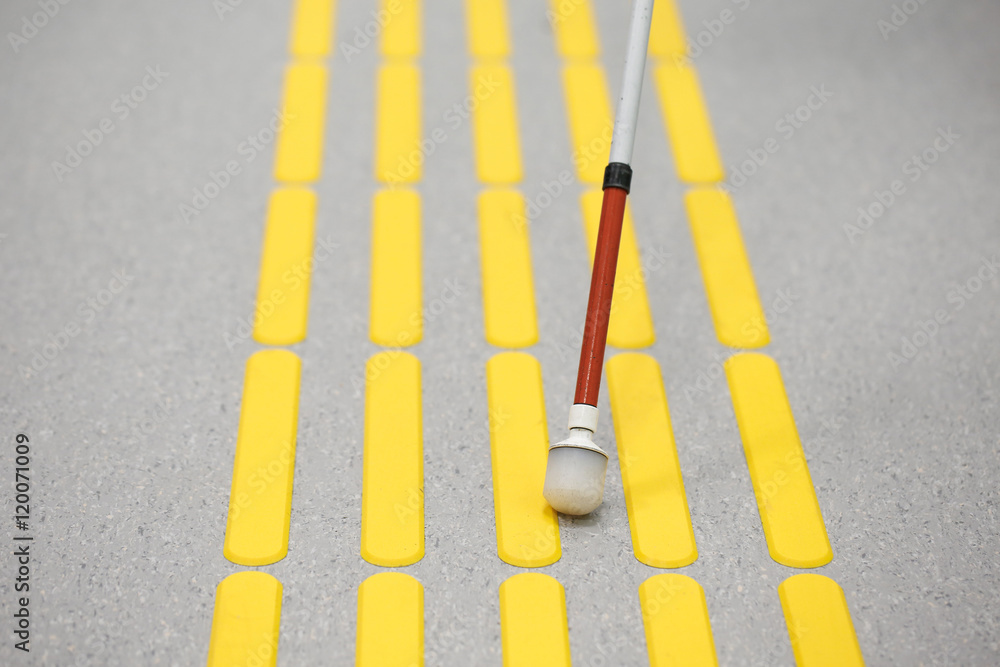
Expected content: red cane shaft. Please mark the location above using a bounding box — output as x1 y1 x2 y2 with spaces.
574 185 629 406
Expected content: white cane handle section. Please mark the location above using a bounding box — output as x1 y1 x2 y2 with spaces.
609 0 655 166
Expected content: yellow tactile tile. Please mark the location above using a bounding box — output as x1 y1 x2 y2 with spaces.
224 349 301 566
207 571 283 667
653 61 724 184
684 187 769 348
253 188 317 346
548 0 599 58
500 573 571 667
580 190 655 349
274 61 328 183
648 0 687 59
356 572 424 666
724 353 833 568
362 351 424 567
289 0 335 56
375 63 422 184
370 189 422 346
380 0 421 58
639 574 718 667
470 64 523 184
465 0 510 58
561 63 613 184
478 190 538 348
607 354 696 568
778 574 866 667
485 352 560 567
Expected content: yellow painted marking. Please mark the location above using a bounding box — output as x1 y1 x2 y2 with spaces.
380 0 421 57
224 350 301 566
724 353 833 568
253 188 317 346
639 574 718 667
370 190 422 346
607 354 695 567
649 0 687 59
653 61 724 184
375 63 422 184
274 61 328 183
581 190 655 348
362 351 424 566
207 571 283 667
779 574 866 667
548 0 599 58
561 64 612 184
486 353 560 567
500 573 571 667
289 0 335 56
478 190 538 348
470 64 523 184
357 573 424 667
684 187 769 348
466 0 510 58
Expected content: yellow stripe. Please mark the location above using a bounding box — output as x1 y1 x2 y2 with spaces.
380 0 421 57
606 354 696 567
465 0 510 58
478 190 538 348
684 187 769 348
500 573 571 667
724 353 833 568
779 575 866 667
581 190 655 348
370 189 422 346
548 0 599 58
648 0 687 59
486 353 560 567
253 188 317 346
653 61 724 184
375 63 422 184
561 64 613 184
357 573 424 667
470 64 523 184
207 571 283 667
274 62 328 183
639 574 718 667
289 0 335 56
224 350 301 566
362 351 424 566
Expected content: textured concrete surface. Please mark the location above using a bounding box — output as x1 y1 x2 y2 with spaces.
1 0 998 665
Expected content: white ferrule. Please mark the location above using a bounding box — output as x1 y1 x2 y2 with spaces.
568 403 599 433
